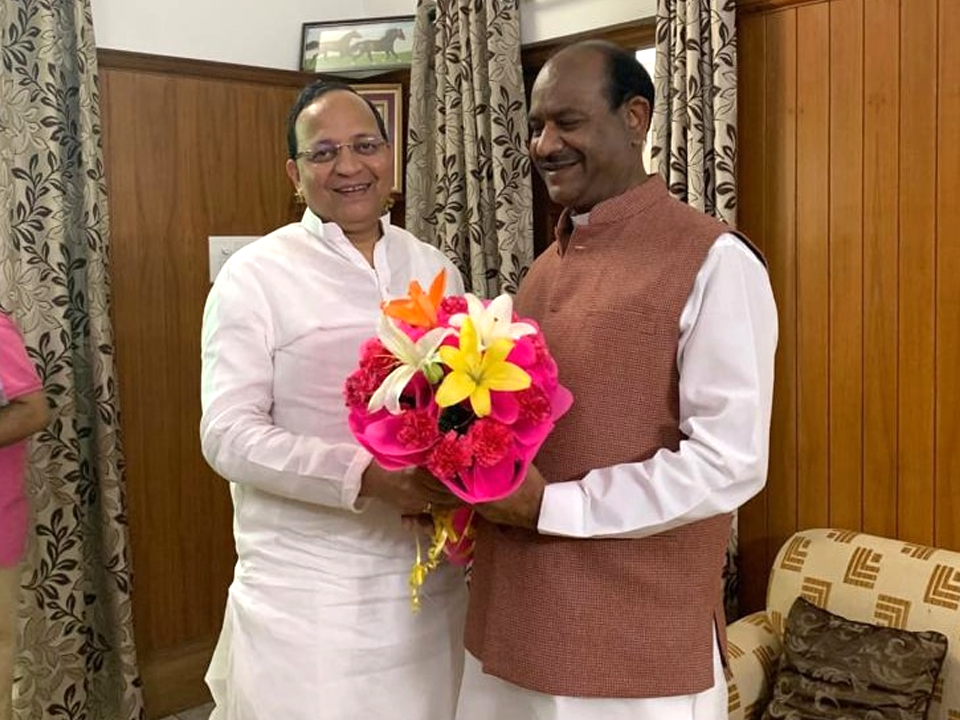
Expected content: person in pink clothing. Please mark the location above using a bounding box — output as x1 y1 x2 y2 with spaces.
0 311 49 720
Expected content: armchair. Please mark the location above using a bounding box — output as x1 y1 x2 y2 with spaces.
726 528 960 719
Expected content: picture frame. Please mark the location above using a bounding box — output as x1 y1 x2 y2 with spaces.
300 16 415 75
352 84 404 194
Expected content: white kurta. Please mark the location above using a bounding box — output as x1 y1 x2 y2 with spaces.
201 210 467 720
456 233 779 720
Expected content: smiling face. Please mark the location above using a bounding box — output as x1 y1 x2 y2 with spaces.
528 47 649 214
285 89 393 242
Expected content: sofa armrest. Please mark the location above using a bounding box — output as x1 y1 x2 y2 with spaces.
726 611 782 720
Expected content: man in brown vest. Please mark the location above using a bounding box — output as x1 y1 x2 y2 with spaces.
453 41 778 720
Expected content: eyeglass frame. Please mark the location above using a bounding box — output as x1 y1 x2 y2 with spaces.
293 137 390 165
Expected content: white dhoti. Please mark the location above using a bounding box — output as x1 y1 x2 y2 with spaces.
455 635 726 720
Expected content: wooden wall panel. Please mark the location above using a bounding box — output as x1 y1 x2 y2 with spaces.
737 0 960 611
937 0 960 550
898 0 938 545
763 9 799 576
827 0 864 532
794 1 830 534
735 12 769 613
861 0 899 539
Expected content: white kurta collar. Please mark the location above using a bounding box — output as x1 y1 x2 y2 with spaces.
299 208 391 244
299 208 393 274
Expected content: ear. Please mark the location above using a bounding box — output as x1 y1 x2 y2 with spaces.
285 158 301 189
623 95 652 144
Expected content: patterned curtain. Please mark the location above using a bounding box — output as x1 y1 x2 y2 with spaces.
651 0 741 620
0 1 144 718
651 0 738 226
405 0 532 297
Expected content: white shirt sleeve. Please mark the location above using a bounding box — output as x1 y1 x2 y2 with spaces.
199 260 372 510
537 233 778 539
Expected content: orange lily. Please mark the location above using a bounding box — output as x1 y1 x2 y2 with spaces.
382 269 447 328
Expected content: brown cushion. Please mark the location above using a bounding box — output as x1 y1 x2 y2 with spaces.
762 596 948 720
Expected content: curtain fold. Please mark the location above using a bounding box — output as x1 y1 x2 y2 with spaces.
406 0 532 297
651 0 738 226
0 1 144 717
651 0 741 621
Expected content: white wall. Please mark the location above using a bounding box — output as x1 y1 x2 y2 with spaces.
520 0 655 45
90 0 417 70
91 0 655 70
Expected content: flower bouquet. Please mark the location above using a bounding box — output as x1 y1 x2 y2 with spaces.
344 270 572 608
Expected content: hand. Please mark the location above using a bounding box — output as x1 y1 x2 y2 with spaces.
475 464 546 530
360 462 461 516
0 390 49 447
400 512 436 536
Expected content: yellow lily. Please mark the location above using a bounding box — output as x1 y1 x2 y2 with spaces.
436 317 531 417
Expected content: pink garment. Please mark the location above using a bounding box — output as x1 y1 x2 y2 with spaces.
0 313 42 567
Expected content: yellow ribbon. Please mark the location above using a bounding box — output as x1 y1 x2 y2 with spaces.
409 508 475 612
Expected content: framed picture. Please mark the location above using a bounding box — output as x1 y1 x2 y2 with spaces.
300 16 415 75
352 84 404 194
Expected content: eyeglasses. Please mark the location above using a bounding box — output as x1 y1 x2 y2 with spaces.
294 138 388 164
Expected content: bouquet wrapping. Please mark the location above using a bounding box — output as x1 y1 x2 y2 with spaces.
344 270 572 607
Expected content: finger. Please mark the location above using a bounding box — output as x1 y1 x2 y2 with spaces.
424 492 463 509
423 477 455 495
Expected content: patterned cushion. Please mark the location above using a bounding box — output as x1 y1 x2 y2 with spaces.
764 529 960 720
761 597 948 720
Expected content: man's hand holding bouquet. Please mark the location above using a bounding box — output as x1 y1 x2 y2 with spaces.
344 270 572 608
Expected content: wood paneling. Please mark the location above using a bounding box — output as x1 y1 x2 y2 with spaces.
738 0 828 15
937 0 960 551
862 0 899 539
827 0 864 533
794 1 830 536
898 0 938 546
764 8 799 581
736 11 770 613
738 0 959 611
98 50 413 718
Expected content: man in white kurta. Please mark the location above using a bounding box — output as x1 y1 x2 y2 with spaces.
201 208 467 720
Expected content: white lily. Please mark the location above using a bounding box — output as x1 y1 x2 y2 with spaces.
368 315 450 415
449 293 536 350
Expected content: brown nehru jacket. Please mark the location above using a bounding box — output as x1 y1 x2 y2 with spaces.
465 176 757 698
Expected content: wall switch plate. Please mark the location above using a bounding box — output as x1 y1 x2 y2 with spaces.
208 236 259 283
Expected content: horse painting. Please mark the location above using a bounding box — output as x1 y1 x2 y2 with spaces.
352 27 406 63
314 30 361 60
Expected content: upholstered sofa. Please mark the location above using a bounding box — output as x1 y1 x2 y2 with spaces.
727 528 960 720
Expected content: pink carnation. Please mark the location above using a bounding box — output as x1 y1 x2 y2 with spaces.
427 431 473 483
344 370 377 410
436 295 469 324
516 385 551 425
466 418 513 467
359 339 397 376
397 409 441 449
343 340 399 410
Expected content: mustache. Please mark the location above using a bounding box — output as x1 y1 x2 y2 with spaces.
535 151 581 168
